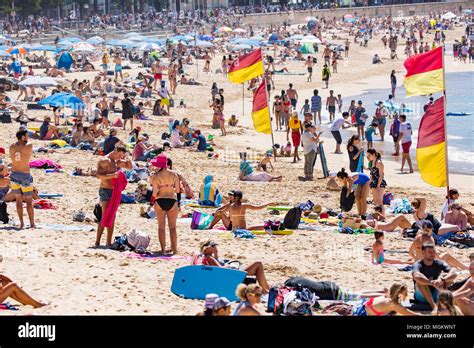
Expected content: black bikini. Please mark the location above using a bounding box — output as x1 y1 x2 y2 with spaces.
155 198 177 211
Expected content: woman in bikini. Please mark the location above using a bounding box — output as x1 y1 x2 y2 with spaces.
0 274 48 308
272 96 283 131
233 283 264 316
149 154 180 255
411 198 460 237
353 283 422 316
367 149 387 213
337 168 371 216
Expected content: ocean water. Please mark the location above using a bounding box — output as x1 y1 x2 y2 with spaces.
345 71 474 174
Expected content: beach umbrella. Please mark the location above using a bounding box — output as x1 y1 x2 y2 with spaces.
171 35 192 42
127 35 146 42
191 40 215 48
138 42 161 51
233 28 247 33
0 50 10 57
59 37 82 44
301 35 321 44
231 44 251 51
72 42 95 53
343 14 354 19
38 92 85 110
19 76 58 87
6 46 29 55
232 38 261 47
305 16 317 22
30 44 57 52
268 33 279 42
217 26 232 33
198 35 214 41
290 34 304 41
441 12 456 20
56 51 76 70
300 42 315 54
344 18 356 23
86 36 105 45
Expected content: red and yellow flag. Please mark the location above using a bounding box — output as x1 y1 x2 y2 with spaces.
252 81 271 134
228 48 264 84
416 96 447 187
404 46 444 96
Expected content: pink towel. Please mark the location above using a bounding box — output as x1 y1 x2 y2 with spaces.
101 171 127 228
29 159 63 169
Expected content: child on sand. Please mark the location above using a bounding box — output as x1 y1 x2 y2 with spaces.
365 123 378 149
257 152 274 172
280 142 292 157
372 231 411 265
228 115 238 127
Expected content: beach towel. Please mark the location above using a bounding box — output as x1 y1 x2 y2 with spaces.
198 175 222 207
190 211 214 230
124 252 192 261
0 302 19 311
389 198 413 214
29 159 62 169
38 193 63 198
33 199 57 210
233 229 255 239
101 171 127 228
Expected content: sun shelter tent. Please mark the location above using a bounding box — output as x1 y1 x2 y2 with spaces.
300 42 316 54
57 51 76 70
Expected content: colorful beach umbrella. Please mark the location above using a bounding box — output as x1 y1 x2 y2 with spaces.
6 46 28 55
343 14 354 19
72 42 95 53
217 26 232 33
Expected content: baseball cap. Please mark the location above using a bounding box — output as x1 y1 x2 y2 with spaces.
213 297 234 311
228 190 243 199
204 293 219 310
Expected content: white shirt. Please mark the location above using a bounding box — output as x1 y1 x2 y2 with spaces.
330 117 345 132
301 131 318 155
399 122 413 144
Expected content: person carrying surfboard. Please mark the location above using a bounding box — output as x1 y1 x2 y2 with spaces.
192 239 271 294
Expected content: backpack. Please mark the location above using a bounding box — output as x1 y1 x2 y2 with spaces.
340 186 355 212
1 112 12 123
93 203 102 222
383 192 394 205
283 207 302 229
267 285 293 315
0 202 9 224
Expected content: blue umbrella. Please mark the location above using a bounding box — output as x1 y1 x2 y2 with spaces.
86 36 105 45
30 44 57 52
38 93 85 110
171 35 191 42
231 38 261 47
198 35 213 41
59 37 82 44
0 50 10 57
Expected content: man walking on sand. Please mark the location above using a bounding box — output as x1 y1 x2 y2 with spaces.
326 90 337 123
305 56 314 82
398 114 414 174
9 129 35 229
286 83 298 110
95 145 133 247
311 89 322 125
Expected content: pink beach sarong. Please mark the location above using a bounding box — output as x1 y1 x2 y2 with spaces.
101 171 127 228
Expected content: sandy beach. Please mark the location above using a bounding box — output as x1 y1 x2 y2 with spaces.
0 21 472 315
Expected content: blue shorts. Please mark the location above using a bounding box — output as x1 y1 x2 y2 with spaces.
99 188 113 202
357 119 365 126
115 64 122 72
353 173 370 186
290 99 297 108
378 117 387 126
365 132 373 142
414 287 438 304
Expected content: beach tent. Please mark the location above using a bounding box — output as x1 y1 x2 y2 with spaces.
300 42 315 54
38 92 85 110
268 33 279 42
57 51 75 70
441 12 456 20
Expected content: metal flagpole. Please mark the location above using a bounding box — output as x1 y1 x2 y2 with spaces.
242 84 244 117
260 53 276 161
441 45 450 198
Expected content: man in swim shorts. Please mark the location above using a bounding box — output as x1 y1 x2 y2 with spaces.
397 114 414 173
152 59 164 90
9 129 35 229
95 145 132 247
114 54 123 81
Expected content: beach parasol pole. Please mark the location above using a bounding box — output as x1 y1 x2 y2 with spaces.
442 44 450 200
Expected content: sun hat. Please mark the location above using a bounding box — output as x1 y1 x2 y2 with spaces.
204 293 219 310
150 154 167 169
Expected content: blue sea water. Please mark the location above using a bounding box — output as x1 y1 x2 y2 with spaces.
345 71 474 174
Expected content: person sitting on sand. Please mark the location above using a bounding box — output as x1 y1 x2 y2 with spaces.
440 188 474 224
213 297 233 316
452 254 473 315
256 152 274 172
372 54 383 64
408 220 468 271
412 243 458 311
436 291 463 316
196 293 218 316
39 116 60 140
208 191 236 230
233 284 264 315
353 283 421 316
228 115 238 127
0 274 48 308
239 152 281 182
198 175 222 207
192 239 270 294
412 198 460 237
372 231 411 265
444 203 469 231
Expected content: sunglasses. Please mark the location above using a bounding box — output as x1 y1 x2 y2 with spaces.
250 293 262 297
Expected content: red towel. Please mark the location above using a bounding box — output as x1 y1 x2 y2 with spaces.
101 171 127 228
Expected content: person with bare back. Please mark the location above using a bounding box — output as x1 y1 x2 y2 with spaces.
9 129 35 229
95 145 133 247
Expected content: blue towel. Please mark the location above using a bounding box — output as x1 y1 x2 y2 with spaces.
233 229 255 239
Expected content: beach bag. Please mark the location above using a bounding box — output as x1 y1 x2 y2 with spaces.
127 229 151 250
120 194 136 204
1 112 12 123
450 232 474 247
383 192 394 205
264 220 284 231
190 211 214 230
268 285 293 315
0 202 9 224
283 289 317 316
283 207 302 229
93 203 102 222
340 187 355 212
112 117 123 127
